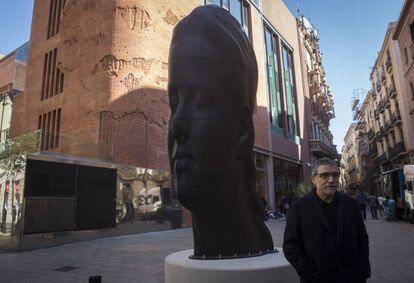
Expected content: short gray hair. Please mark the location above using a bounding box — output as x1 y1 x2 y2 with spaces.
311 158 339 176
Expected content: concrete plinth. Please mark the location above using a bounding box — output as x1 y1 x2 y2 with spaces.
165 248 299 283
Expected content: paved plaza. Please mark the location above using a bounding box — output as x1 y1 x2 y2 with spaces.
0 215 413 282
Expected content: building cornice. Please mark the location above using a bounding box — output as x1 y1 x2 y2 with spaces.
393 0 414 40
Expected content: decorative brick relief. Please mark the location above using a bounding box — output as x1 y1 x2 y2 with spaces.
155 76 167 87
163 9 179 26
62 36 79 46
117 6 151 31
93 55 128 76
132 57 153 74
123 73 140 92
87 32 106 46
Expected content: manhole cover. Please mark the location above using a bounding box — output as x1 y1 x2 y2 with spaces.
53 265 80 272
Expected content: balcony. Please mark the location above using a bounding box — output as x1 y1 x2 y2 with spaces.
388 83 397 98
309 139 337 159
386 57 392 73
378 99 386 113
381 72 387 85
384 120 393 133
377 152 388 165
391 112 402 126
367 128 375 140
309 84 320 96
376 80 382 92
374 109 379 119
390 141 406 159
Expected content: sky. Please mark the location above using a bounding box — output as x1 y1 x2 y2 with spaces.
283 0 404 150
0 0 406 151
0 0 33 55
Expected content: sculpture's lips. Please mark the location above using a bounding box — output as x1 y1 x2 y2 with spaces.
173 152 194 172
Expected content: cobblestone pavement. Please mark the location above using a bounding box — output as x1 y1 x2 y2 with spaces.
0 215 413 282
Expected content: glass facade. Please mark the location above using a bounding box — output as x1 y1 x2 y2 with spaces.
0 132 181 251
205 0 250 36
264 27 283 132
273 158 300 209
264 25 299 142
282 46 299 140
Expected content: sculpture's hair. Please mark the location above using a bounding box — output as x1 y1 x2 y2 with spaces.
169 5 257 112
311 158 339 176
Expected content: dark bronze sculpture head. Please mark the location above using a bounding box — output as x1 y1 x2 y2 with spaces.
168 5 274 259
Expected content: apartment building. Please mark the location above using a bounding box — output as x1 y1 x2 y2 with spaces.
297 16 336 164
341 123 359 191
393 0 414 165
344 21 411 195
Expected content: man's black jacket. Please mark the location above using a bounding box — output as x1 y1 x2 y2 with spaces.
283 191 370 283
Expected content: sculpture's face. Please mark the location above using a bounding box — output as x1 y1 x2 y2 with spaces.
168 59 244 205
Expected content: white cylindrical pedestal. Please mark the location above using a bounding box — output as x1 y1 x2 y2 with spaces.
165 248 299 283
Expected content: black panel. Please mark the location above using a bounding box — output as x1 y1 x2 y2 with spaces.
23 198 76 234
75 165 116 230
25 159 76 197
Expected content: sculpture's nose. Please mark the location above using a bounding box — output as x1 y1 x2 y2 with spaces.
171 118 190 144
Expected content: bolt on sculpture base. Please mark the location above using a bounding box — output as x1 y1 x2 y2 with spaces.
167 5 274 259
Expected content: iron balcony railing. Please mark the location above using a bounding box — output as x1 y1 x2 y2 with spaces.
390 142 406 159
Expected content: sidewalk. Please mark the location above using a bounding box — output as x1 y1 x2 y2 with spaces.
0 218 413 282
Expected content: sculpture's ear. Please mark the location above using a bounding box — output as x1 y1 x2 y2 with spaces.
237 107 253 160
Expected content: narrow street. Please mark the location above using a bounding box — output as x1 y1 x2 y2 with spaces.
0 215 413 283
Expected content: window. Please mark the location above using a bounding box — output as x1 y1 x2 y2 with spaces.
250 0 260 7
206 0 221 5
264 25 299 142
38 108 61 150
41 48 64 100
282 45 299 139
410 21 414 41
47 0 66 39
205 0 250 37
410 82 414 99
264 27 283 132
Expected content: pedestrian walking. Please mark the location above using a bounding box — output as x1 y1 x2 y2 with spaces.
357 190 368 220
279 194 289 216
283 158 370 283
368 194 378 220
377 194 385 217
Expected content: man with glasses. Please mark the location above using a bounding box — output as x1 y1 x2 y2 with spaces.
283 158 370 283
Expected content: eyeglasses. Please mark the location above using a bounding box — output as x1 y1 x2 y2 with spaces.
315 172 340 180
